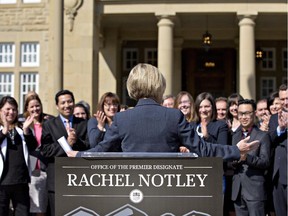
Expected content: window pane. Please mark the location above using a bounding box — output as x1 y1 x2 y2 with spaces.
0 73 14 97
23 0 41 3
0 43 15 67
123 49 138 71
283 49 287 71
261 48 275 71
19 73 39 112
21 42 40 67
261 77 276 98
0 0 17 4
144 48 158 67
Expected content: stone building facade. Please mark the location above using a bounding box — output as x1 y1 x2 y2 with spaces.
0 0 287 115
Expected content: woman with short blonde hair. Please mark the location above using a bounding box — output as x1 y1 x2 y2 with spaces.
127 63 166 104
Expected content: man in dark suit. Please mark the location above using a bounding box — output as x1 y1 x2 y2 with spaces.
67 64 259 161
40 90 89 216
268 84 288 216
230 99 270 215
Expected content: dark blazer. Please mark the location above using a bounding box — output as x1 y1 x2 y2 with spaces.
40 115 89 191
231 125 270 201
190 120 228 145
268 114 287 185
83 98 241 161
87 118 107 148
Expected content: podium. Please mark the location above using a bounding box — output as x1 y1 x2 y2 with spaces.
55 153 223 216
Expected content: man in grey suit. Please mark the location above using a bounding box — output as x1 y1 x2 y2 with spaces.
68 63 259 161
230 99 270 216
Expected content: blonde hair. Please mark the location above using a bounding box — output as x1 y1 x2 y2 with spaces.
174 91 196 122
127 63 166 103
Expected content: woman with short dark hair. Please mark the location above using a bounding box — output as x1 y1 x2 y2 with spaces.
87 92 120 148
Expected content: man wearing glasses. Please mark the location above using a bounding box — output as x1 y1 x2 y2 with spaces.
230 99 271 216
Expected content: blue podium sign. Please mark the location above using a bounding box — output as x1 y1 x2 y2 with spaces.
55 153 223 216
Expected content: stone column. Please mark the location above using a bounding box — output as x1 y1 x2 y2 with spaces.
173 38 183 95
238 13 257 99
157 15 174 95
47 1 63 115
98 28 118 98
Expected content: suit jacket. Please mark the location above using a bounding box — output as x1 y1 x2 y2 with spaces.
87 118 108 148
83 98 241 161
231 125 270 201
0 126 37 180
40 115 89 191
268 114 287 185
190 120 228 145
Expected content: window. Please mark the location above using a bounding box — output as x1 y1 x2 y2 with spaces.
282 77 287 85
21 42 40 67
260 77 276 98
0 73 14 99
145 48 157 66
261 48 276 71
19 72 39 112
123 48 138 71
22 0 41 3
282 48 287 71
0 43 15 67
0 0 16 4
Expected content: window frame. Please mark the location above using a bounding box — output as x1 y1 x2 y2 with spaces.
144 48 158 67
21 42 40 67
123 48 139 71
19 72 39 112
0 0 17 4
260 48 276 71
0 43 15 67
282 48 287 72
260 77 276 99
22 0 41 3
0 72 14 99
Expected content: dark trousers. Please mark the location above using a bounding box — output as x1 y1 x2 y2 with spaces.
0 184 30 216
273 181 287 216
48 191 55 216
234 194 265 216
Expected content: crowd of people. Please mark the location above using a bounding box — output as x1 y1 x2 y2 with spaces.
0 63 286 216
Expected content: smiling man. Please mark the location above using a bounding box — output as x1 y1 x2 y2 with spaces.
40 90 90 216
230 99 270 216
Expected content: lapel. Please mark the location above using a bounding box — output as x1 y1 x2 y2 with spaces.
232 126 242 146
206 120 217 136
249 126 258 141
72 116 82 133
247 126 260 155
56 116 68 137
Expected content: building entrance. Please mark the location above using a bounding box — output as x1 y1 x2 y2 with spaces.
182 48 237 98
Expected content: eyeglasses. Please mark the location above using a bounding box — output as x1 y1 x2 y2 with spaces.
104 103 119 108
238 111 254 117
